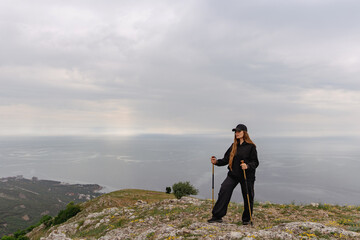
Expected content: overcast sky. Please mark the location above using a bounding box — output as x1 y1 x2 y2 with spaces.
1 0 360 137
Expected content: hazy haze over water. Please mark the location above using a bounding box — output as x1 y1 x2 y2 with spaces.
0 135 359 205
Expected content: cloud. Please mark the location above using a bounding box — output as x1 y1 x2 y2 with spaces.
297 88 360 110
1 0 360 136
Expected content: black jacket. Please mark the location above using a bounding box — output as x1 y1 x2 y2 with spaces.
216 141 259 181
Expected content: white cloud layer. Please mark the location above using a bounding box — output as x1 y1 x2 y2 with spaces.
1 0 360 137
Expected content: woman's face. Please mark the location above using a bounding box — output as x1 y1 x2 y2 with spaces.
235 130 244 139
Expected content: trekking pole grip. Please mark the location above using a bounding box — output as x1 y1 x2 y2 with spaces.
241 160 245 167
241 160 247 180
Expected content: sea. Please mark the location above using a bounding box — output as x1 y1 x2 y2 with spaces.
0 134 359 205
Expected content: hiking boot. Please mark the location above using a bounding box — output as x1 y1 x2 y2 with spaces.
207 216 223 223
242 221 251 225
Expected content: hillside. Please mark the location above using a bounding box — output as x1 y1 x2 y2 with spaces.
27 189 360 240
0 176 103 236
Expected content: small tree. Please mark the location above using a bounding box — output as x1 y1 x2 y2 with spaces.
165 187 171 194
172 181 198 199
53 202 81 225
39 215 53 228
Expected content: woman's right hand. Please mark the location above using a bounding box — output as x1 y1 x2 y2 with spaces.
211 156 217 165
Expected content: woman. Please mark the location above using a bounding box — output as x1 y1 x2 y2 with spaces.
208 124 259 224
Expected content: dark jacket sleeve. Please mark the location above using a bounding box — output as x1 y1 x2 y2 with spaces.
247 145 259 170
215 144 233 166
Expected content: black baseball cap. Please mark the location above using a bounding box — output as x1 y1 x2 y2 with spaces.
232 124 247 132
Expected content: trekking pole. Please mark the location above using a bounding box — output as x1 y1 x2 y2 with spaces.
241 160 253 225
212 157 215 208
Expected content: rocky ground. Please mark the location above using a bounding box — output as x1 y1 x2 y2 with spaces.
27 189 360 240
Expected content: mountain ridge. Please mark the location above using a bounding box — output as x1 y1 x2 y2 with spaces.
26 189 360 240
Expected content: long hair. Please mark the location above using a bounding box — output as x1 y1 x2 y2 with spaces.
228 131 256 171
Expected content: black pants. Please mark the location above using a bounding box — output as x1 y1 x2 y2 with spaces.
212 174 255 222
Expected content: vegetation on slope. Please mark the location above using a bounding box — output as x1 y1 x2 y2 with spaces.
26 189 360 240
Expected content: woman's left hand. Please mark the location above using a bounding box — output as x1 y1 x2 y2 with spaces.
240 163 248 170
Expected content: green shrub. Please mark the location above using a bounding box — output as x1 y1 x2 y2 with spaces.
1 236 17 240
53 202 81 225
13 230 27 238
25 225 36 233
165 187 171 194
172 181 198 199
0 236 29 240
39 215 53 228
39 215 52 224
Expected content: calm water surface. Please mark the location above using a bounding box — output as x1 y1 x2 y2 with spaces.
0 135 359 205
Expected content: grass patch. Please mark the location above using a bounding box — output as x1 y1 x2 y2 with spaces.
77 219 85 229
273 218 292 224
317 203 332 210
338 218 359 227
314 230 331 239
237 206 244 213
262 202 272 208
74 224 108 238
146 232 155 239
81 189 175 214
349 226 360 232
253 211 265 219
114 218 127 228
178 219 192 228
253 201 261 207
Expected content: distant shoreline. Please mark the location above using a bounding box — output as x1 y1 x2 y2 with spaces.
0 175 105 192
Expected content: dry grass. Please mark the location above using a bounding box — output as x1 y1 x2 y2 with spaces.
81 189 176 213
